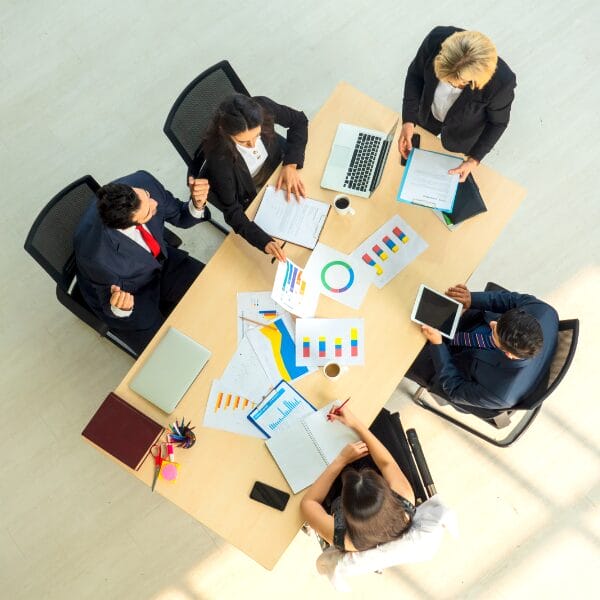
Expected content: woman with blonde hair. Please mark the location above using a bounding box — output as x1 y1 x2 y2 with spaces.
399 26 516 181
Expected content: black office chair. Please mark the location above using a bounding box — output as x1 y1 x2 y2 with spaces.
163 60 251 236
411 282 580 447
24 175 183 359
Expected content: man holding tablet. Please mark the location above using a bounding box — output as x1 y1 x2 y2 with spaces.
405 284 559 416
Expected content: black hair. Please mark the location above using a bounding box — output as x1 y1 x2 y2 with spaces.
341 468 412 551
496 308 543 359
96 183 140 229
202 94 274 161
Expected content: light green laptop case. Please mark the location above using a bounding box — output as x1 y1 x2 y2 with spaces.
129 327 211 414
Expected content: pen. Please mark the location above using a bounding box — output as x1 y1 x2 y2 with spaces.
327 397 351 420
238 316 278 330
270 241 287 264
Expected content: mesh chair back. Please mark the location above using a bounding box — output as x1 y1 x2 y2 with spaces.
24 175 99 289
163 60 250 167
517 319 579 410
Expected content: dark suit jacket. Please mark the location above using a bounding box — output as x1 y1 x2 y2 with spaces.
402 26 516 162
429 291 559 411
192 96 308 251
74 170 209 331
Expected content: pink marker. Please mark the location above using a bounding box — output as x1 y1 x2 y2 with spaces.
166 443 175 462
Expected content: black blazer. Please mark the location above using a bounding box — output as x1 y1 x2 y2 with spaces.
428 291 559 412
192 96 308 252
74 170 210 330
402 26 516 162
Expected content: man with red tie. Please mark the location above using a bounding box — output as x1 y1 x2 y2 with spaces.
74 170 210 354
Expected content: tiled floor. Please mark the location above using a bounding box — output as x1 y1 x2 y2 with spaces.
1 1 599 598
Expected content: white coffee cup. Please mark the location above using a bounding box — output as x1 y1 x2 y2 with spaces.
322 361 348 381
333 194 355 216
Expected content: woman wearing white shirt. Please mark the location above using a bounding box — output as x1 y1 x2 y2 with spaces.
193 94 308 261
399 26 516 181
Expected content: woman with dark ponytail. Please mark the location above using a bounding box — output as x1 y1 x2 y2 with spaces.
301 405 415 552
192 94 308 261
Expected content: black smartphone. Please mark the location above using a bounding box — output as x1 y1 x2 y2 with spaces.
401 133 421 166
250 481 290 511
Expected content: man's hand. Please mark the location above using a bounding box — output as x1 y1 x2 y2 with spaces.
265 240 286 262
421 324 443 345
398 122 415 159
448 157 479 182
446 283 471 311
276 164 305 202
110 285 134 310
338 441 369 465
188 176 209 209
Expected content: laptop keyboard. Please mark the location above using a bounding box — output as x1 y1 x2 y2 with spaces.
344 133 382 191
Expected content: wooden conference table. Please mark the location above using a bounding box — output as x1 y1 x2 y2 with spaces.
111 83 525 569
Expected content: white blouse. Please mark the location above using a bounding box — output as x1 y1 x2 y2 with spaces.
431 81 463 122
236 137 269 177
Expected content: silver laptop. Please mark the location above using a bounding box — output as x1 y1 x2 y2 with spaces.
321 120 398 198
129 327 211 414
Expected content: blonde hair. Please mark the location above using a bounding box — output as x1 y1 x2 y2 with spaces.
434 31 498 90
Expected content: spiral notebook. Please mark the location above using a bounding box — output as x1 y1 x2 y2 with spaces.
265 403 360 493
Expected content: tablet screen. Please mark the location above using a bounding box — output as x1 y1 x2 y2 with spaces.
414 287 461 337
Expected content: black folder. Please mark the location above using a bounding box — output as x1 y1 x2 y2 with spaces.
447 174 487 225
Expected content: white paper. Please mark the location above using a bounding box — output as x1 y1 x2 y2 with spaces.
203 379 266 438
219 337 273 405
303 243 374 310
271 258 319 317
236 291 284 343
350 214 428 289
247 316 315 382
248 381 316 437
254 185 329 249
398 148 463 211
295 318 365 366
265 403 360 493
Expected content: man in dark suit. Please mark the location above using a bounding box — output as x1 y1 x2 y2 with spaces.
405 284 559 416
74 170 210 355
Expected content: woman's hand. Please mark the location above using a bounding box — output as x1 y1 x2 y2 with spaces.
398 122 415 159
337 441 369 465
276 164 306 202
329 404 361 430
265 240 286 262
448 157 479 182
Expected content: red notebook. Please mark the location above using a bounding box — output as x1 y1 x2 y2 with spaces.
82 392 164 470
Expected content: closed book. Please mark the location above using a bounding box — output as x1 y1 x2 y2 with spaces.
446 174 487 225
82 392 164 470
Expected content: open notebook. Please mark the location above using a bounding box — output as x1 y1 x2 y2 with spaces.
266 403 360 493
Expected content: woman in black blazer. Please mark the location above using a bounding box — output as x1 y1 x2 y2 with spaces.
399 26 516 181
192 94 308 261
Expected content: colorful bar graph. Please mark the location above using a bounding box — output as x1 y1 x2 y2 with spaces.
335 337 342 357
350 328 358 357
362 252 384 276
393 226 409 244
303 336 311 358
373 244 388 261
383 235 398 253
318 336 326 357
258 309 278 319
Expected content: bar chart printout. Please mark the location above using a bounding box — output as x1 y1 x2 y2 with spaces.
295 318 365 366
203 379 265 439
247 380 316 437
351 214 428 289
271 258 319 317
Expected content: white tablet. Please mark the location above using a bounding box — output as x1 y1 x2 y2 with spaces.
411 284 463 339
